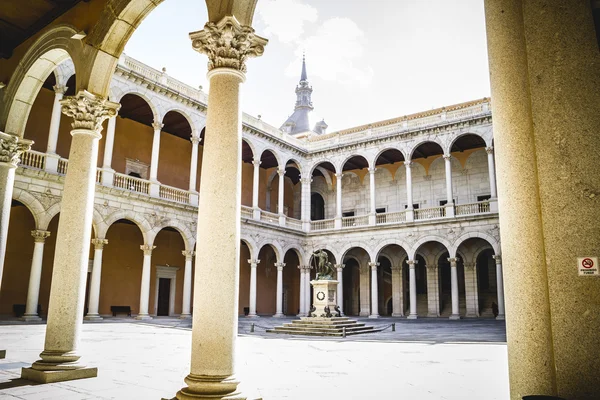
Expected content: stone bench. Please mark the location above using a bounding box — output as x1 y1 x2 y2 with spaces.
110 306 132 317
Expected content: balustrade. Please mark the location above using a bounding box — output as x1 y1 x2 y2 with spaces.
240 206 253 219
414 206 446 220
113 172 150 194
20 150 46 170
342 215 369 228
57 158 68 175
286 218 302 230
260 211 280 225
376 210 407 225
159 184 190 204
311 219 335 231
455 201 490 216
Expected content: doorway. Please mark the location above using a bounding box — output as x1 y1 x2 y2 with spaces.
157 278 171 316
154 265 179 317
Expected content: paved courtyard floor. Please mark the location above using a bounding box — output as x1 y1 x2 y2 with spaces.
0 317 508 399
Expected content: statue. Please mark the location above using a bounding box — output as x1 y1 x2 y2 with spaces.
312 249 335 280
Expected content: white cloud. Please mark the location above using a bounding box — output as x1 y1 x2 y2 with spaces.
286 18 373 89
257 0 318 44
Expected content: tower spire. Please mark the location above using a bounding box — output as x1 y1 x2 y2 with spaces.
300 52 307 82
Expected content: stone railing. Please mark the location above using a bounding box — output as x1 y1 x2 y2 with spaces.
414 206 446 220
287 218 303 230
113 172 150 195
376 210 407 225
240 205 253 219
456 201 490 216
20 150 46 170
260 211 280 225
311 218 335 231
159 184 190 204
96 169 103 183
342 215 369 228
57 158 68 175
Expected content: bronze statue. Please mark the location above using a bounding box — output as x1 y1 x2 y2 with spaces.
312 249 335 280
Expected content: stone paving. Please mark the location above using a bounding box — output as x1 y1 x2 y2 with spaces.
0 317 508 399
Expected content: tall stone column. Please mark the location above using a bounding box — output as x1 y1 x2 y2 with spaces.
247 259 259 318
189 136 201 192
334 172 343 229
368 262 379 318
448 257 460 320
175 17 267 400
277 168 286 226
85 238 108 321
136 244 155 320
304 265 312 313
0 132 32 290
391 265 404 317
300 177 311 231
45 85 67 173
335 264 345 315
485 147 497 199
22 230 51 321
274 262 285 317
406 260 418 319
297 265 306 316
463 263 479 318
100 116 117 187
443 154 455 217
180 250 195 319
493 254 505 320
426 265 440 317
368 167 377 225
251 159 261 219
21 90 119 383
149 122 163 182
404 161 414 221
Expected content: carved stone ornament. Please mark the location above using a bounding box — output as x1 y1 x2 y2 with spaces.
190 16 268 73
60 90 120 132
31 230 51 243
0 132 32 166
140 244 156 256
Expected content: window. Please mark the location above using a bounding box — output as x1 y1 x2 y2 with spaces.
477 195 491 202
440 199 456 206
375 207 386 214
404 204 419 209
342 211 355 217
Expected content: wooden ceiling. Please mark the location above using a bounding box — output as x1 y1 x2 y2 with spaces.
0 0 86 59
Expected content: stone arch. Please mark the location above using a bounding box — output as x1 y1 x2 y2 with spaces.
260 148 282 168
409 235 452 260
149 220 194 251
408 138 445 160
449 232 500 258
374 147 407 166
99 210 152 243
339 153 371 172
340 244 373 263
111 89 160 124
256 242 282 263
241 137 257 160
283 157 303 175
53 58 76 87
1 25 82 136
240 237 257 260
282 246 305 266
161 107 197 137
375 242 409 262
447 132 488 155
11 189 45 229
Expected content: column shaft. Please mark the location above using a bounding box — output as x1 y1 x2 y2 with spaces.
23 231 50 320
301 178 311 231
444 155 453 203
149 122 163 181
46 86 66 154
391 266 403 317
369 168 376 214
369 262 379 318
486 147 497 198
189 138 200 192
248 260 258 317
407 260 417 319
298 267 305 315
304 267 311 313
102 117 116 169
85 239 107 320
335 173 343 228
137 245 154 319
336 265 344 314
181 251 194 318
449 258 460 320
274 263 284 317
252 160 260 209
494 255 505 320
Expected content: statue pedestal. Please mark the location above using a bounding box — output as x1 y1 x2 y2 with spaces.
309 280 338 317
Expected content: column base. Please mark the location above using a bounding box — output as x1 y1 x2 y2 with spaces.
84 314 103 321
273 313 284 318
169 374 262 400
0 350 5 359
449 314 461 320
180 314 192 320
391 313 404 317
246 314 259 318
21 366 97 384
496 314 505 320
359 312 369 317
368 314 380 319
135 315 153 320
407 314 418 320
20 314 42 322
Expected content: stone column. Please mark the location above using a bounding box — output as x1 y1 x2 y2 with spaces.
0 132 32 290
297 265 306 316
406 260 418 319
189 136 201 192
251 159 261 219
136 244 155 320
391 265 404 317
334 172 343 229
180 250 195 319
426 265 440 317
368 262 379 318
247 259 259 317
304 265 312 313
493 254 505 320
102 116 117 169
404 161 414 221
448 257 460 320
274 262 285 317
300 177 311 231
359 264 370 317
335 264 345 315
149 122 163 182
175 17 267 400
84 238 108 321
443 154 455 217
485 147 497 199
22 230 51 321
463 263 479 318
368 167 377 225
45 85 67 173
277 167 286 225
21 90 119 383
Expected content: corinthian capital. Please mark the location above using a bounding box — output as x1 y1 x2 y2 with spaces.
190 16 268 73
60 90 120 132
0 132 32 167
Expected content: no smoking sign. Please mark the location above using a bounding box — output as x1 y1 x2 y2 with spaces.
578 257 599 276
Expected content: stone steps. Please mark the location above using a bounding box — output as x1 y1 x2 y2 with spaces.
267 317 381 337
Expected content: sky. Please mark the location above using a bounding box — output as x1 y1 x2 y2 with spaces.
124 0 491 133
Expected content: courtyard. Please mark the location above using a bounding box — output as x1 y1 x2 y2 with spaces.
0 318 508 399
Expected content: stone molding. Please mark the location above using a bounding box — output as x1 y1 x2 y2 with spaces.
91 238 108 250
447 257 460 265
391 265 403 272
252 159 261 167
190 136 201 145
152 122 164 131
334 264 345 270
275 262 286 270
248 259 260 267
190 16 268 73
31 230 51 243
464 262 476 271
368 261 380 269
140 244 156 256
60 91 120 132
492 254 502 263
485 146 494 155
426 264 438 272
406 259 418 268
182 250 195 260
404 161 413 168
0 132 32 166
53 85 67 95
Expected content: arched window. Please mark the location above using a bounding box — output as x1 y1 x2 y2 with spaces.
311 193 325 220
